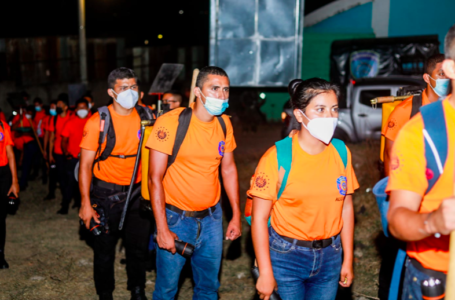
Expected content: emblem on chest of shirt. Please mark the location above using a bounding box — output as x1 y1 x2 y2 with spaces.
155 126 169 142
336 176 347 196
255 172 269 191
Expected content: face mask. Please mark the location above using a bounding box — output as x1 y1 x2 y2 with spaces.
111 89 138 109
25 114 32 119
300 110 338 144
56 107 63 115
35 106 41 112
49 108 57 116
77 109 89 118
429 76 450 98
88 102 93 109
199 89 229 116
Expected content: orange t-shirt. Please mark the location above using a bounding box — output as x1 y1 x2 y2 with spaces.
61 116 89 159
0 121 14 167
386 98 455 273
145 106 237 211
247 134 359 240
34 110 46 138
80 105 142 185
12 114 35 145
48 114 71 155
382 90 431 141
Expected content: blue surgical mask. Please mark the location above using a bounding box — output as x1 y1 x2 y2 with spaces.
429 76 450 98
35 106 42 112
49 108 57 116
199 89 229 116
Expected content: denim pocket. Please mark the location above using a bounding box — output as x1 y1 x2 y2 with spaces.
269 237 293 254
331 241 342 251
166 209 181 228
209 204 222 221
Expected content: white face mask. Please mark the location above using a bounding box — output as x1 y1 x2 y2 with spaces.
88 102 93 109
300 110 338 144
25 114 32 119
111 89 138 109
77 109 89 118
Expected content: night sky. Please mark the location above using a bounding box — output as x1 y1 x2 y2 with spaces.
1 0 335 46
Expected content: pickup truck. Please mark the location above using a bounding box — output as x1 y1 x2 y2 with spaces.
333 76 425 142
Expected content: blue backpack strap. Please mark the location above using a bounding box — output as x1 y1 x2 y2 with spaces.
388 248 407 300
275 137 293 200
332 138 348 169
420 101 448 194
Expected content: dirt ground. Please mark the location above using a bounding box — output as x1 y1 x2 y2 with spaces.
0 124 384 300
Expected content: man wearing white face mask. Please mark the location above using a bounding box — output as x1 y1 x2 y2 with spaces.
79 68 153 300
382 53 451 176
146 66 241 300
61 98 90 211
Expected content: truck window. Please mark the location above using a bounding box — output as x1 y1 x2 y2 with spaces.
359 89 391 108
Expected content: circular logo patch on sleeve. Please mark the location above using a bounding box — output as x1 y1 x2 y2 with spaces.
337 176 347 196
155 127 169 142
254 172 269 192
218 141 225 156
0 132 4 142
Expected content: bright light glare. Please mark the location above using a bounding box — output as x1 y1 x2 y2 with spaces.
179 10 184 14
144 40 149 45
259 93 266 99
12 111 17 116
158 34 163 39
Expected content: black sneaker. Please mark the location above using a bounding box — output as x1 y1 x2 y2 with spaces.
57 208 68 215
0 250 9 269
130 287 147 300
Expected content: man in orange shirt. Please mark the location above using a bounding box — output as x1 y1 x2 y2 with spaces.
48 95 72 214
382 53 449 175
79 68 153 300
387 24 455 298
162 90 182 110
12 105 38 190
0 119 19 269
147 66 241 299
59 98 90 212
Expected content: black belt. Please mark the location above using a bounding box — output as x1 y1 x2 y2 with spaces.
165 203 216 219
410 257 447 280
278 233 339 249
92 177 132 192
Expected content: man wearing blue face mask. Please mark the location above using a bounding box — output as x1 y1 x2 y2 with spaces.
146 66 241 300
382 53 451 176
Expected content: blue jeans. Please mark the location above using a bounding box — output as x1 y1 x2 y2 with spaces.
269 227 342 300
153 202 223 300
402 258 446 299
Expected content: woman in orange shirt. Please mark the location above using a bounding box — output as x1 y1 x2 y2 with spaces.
248 78 359 300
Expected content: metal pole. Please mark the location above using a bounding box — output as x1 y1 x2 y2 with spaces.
78 0 88 85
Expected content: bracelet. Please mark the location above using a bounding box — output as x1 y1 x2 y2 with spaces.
423 212 441 238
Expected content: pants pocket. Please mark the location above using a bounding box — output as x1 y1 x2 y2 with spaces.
269 237 293 254
166 209 181 228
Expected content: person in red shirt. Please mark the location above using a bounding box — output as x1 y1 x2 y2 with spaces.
60 98 90 212
29 98 47 182
48 96 72 214
0 119 19 269
0 109 6 123
12 105 39 191
43 100 58 200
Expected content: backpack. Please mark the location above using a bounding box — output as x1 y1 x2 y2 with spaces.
244 136 348 226
373 100 448 300
74 105 153 181
167 107 226 168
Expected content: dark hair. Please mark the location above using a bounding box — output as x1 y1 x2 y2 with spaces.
33 97 43 105
50 100 57 106
196 66 229 89
76 98 89 107
425 53 445 74
445 24 455 60
57 93 69 106
288 78 340 111
26 105 35 114
163 90 183 102
108 67 137 89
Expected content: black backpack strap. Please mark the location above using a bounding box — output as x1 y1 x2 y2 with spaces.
217 116 226 138
167 108 192 169
135 104 154 121
410 94 422 118
94 107 114 169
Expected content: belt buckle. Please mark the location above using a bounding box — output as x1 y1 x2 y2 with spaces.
186 211 195 218
312 240 323 249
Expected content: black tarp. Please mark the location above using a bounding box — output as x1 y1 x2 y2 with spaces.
330 35 440 87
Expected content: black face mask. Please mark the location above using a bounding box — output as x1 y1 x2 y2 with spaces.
56 107 63 115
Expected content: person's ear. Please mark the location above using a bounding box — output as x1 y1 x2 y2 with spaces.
107 89 115 98
194 87 202 99
293 109 304 124
140 91 144 100
423 73 431 85
442 59 455 80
